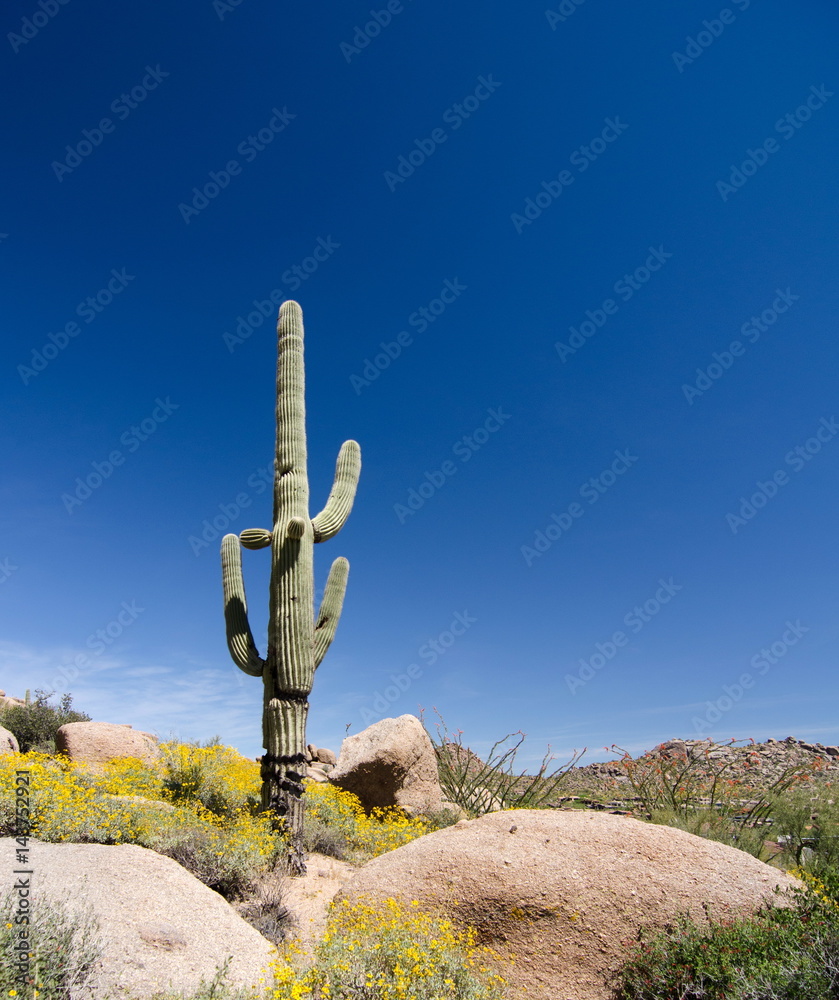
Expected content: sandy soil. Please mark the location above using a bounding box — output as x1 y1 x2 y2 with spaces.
236 852 359 959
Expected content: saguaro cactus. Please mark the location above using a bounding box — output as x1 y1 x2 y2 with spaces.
221 300 360 875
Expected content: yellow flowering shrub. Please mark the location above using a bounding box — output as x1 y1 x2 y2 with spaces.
788 866 839 914
303 782 428 862
157 741 263 817
0 751 137 843
267 896 508 1000
0 750 284 899
93 754 167 799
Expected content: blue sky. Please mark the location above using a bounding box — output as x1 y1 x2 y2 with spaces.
2 0 838 769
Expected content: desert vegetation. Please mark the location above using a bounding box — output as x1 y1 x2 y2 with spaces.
3 695 839 998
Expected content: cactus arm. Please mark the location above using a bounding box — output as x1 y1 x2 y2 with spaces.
274 301 308 527
313 557 349 669
240 528 273 550
311 440 361 542
221 533 266 676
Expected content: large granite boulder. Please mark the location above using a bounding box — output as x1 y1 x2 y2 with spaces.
337 808 801 1000
0 838 276 997
328 715 443 816
55 721 160 768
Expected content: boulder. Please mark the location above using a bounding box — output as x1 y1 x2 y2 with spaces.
438 800 469 821
329 715 443 817
55 721 160 768
0 726 19 754
0 692 26 711
0 838 276 997
337 809 801 1000
306 745 337 765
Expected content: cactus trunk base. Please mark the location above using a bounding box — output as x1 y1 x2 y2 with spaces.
261 696 309 875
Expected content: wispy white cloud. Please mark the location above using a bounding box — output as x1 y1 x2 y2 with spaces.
0 640 265 757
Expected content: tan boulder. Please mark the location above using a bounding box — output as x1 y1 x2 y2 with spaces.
0 692 26 711
337 809 801 1000
0 838 276 996
55 721 160 768
329 715 443 816
0 726 19 754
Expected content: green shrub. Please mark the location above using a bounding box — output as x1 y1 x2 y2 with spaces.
610 865 839 999
302 808 351 860
0 690 91 753
767 782 839 869
607 739 823 861
0 888 102 999
426 707 584 818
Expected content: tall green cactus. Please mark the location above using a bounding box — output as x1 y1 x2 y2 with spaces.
221 300 360 875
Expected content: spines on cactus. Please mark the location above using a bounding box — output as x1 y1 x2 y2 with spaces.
220 300 360 874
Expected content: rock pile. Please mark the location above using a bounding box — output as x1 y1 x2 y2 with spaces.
574 737 839 790
304 743 337 783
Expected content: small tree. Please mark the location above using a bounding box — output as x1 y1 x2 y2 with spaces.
0 689 91 753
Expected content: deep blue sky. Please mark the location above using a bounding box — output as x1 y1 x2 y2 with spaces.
2 1 838 768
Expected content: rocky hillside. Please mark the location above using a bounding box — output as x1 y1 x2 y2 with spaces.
437 736 839 812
